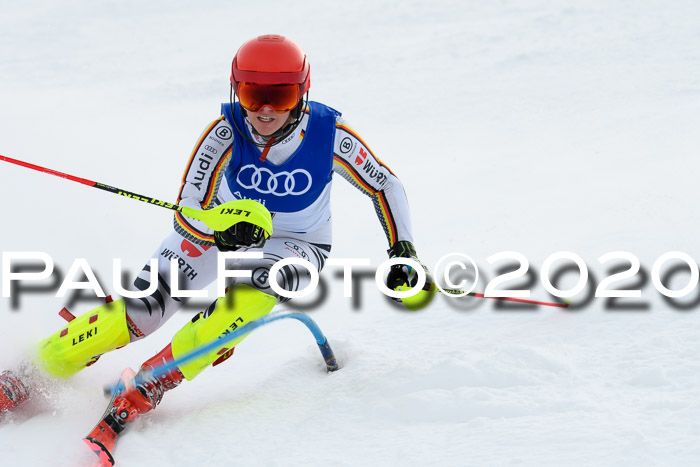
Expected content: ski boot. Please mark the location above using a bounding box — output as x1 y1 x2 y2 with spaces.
84 344 184 466
0 370 30 413
84 284 277 464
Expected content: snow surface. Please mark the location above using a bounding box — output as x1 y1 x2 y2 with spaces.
2 0 700 465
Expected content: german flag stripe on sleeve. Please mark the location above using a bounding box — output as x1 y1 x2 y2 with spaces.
175 211 214 243
333 155 398 245
335 123 395 176
333 156 377 195
177 116 226 203
176 146 229 240
376 191 398 245
202 146 233 208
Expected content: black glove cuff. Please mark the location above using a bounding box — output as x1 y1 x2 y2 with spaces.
387 240 417 258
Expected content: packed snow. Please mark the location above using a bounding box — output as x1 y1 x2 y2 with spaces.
2 0 700 465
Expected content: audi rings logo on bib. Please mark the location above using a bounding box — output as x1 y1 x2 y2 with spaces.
236 164 313 196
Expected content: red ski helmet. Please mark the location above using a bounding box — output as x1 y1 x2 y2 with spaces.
231 35 310 97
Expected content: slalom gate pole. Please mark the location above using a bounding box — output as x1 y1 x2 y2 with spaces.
440 288 569 308
108 311 339 395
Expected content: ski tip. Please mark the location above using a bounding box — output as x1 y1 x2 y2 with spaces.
84 437 116 467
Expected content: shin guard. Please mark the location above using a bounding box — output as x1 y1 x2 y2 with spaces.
171 284 277 381
37 300 131 378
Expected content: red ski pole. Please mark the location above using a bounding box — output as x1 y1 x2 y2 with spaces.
0 154 184 212
440 288 569 308
0 154 273 233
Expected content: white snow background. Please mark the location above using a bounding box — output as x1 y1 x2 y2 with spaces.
2 0 700 465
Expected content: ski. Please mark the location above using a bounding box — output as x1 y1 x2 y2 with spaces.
83 368 136 466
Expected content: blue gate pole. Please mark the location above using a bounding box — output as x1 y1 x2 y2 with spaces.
108 311 338 395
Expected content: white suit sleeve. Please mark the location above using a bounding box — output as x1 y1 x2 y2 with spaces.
332 116 414 247
173 116 234 245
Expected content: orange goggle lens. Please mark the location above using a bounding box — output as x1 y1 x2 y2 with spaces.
237 82 301 114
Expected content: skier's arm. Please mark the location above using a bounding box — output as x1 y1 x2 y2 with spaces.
332 117 414 247
174 117 234 245
332 118 433 299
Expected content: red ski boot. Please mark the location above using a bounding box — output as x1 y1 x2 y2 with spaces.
84 344 184 466
0 370 30 413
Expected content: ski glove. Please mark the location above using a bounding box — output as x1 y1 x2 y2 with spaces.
214 222 267 252
386 240 433 301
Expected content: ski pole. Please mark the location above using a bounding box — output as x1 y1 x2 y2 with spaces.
0 154 272 233
440 287 569 308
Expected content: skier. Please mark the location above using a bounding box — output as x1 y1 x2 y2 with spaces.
1 34 433 434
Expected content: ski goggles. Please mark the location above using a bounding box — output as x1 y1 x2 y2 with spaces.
237 82 302 114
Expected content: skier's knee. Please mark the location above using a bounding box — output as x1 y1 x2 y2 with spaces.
171 284 277 381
